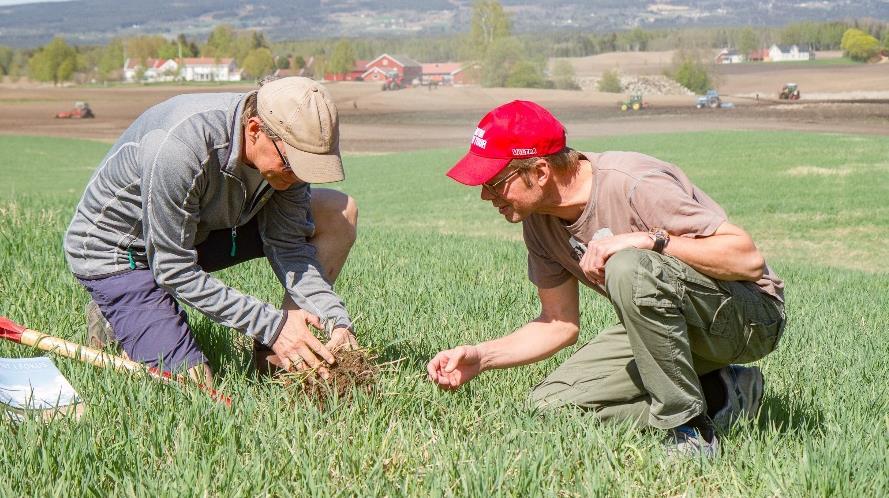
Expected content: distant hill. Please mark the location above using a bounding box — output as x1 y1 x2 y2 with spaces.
1 0 887 47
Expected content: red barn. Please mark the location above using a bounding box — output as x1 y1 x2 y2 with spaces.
362 54 422 85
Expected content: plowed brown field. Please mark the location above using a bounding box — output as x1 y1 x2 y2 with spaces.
2 52 887 153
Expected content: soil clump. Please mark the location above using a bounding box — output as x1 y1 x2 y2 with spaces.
279 349 380 407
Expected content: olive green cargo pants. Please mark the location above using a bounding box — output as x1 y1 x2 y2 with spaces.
530 249 785 430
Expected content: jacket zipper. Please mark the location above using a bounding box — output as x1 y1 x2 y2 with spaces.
221 170 248 259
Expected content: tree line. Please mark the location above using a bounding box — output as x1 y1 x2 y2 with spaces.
1 0 887 88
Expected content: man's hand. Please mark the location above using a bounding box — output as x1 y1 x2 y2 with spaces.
325 327 358 352
426 345 483 390
579 232 653 285
271 309 336 378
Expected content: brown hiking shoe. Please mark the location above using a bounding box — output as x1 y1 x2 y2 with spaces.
86 300 116 349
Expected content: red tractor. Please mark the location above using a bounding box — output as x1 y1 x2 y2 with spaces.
779 84 800 100
381 71 404 91
55 101 95 119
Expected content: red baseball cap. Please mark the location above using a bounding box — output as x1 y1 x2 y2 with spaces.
446 100 566 186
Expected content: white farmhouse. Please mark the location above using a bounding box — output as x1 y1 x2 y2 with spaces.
123 58 179 83
179 57 242 82
768 44 814 62
715 49 744 64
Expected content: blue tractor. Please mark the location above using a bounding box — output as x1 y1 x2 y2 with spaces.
696 89 722 109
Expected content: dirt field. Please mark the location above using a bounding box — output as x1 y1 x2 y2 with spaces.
1 52 888 153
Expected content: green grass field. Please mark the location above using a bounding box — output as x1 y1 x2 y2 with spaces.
1 131 887 496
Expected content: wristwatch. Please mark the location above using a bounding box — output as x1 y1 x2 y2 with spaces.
648 228 670 254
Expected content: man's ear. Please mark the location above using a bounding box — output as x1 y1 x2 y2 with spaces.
534 158 550 186
245 117 261 139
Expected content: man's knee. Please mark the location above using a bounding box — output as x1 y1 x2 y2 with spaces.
341 194 358 243
604 248 646 295
311 189 358 244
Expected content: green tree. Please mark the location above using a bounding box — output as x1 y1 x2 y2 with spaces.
551 59 579 90
311 54 327 80
157 42 178 60
668 51 712 94
234 30 268 64
241 47 275 79
597 69 622 93
506 60 545 88
8 49 29 79
97 39 125 81
276 55 291 69
177 34 199 57
617 28 651 51
481 36 522 87
466 0 511 61
328 40 356 75
28 37 78 85
125 36 168 63
203 25 236 58
841 28 881 62
0 45 12 76
738 28 759 57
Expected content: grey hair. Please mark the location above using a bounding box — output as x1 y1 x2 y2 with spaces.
241 75 283 139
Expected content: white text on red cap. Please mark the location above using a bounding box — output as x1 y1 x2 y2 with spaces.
471 127 487 149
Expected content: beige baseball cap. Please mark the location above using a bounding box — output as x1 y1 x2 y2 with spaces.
257 77 344 183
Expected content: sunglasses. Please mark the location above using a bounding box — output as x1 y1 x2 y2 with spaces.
269 135 294 174
482 168 521 196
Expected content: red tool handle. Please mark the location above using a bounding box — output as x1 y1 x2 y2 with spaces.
0 315 231 407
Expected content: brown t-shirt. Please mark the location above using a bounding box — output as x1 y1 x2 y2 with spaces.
522 151 784 302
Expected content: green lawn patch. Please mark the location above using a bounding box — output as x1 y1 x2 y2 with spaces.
0 132 887 495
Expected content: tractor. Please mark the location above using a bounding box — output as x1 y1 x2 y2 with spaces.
381 71 404 91
55 101 95 119
619 94 647 111
779 83 800 100
695 90 723 109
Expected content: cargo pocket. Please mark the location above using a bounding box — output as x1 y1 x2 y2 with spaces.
691 294 746 363
631 254 680 309
734 296 785 363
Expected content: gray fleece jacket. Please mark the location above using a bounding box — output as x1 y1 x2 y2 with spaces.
64 91 352 346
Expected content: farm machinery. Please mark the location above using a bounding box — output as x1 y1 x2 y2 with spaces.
381 71 405 91
619 94 648 111
695 90 734 109
696 90 721 108
779 83 801 100
55 101 94 119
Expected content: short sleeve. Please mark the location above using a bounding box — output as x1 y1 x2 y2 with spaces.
628 172 725 238
523 222 572 288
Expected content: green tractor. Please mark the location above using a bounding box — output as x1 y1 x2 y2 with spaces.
619 94 647 111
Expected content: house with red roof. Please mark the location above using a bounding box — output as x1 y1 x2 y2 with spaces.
123 58 179 83
361 54 422 84
123 57 242 82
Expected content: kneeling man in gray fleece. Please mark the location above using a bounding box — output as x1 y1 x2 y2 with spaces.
64 77 359 385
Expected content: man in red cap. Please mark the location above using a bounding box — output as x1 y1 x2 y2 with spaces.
426 100 786 458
